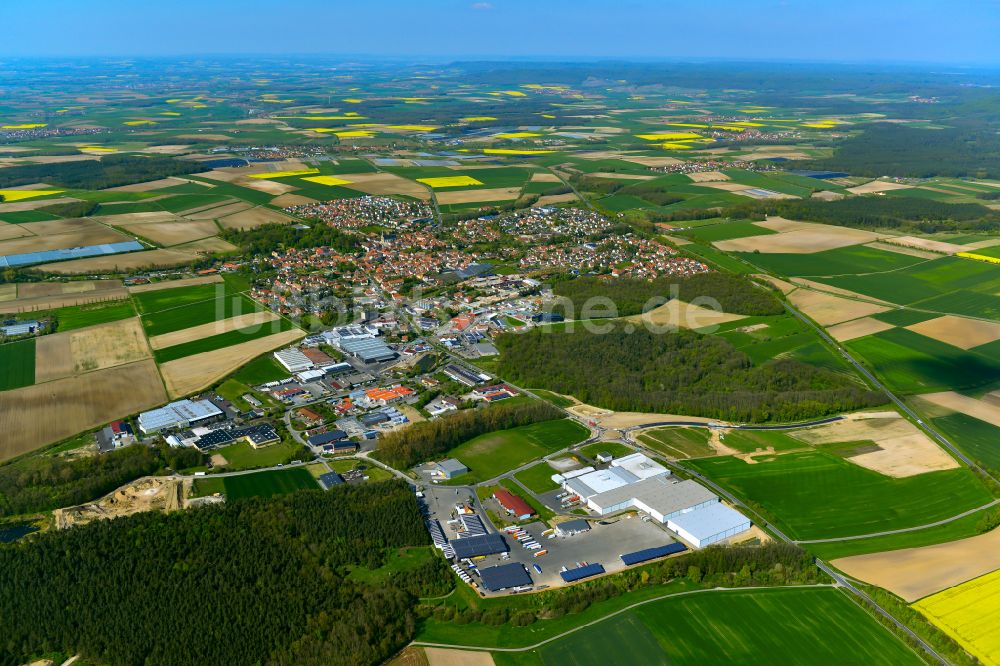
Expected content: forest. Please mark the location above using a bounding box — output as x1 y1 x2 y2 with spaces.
374 400 563 469
0 481 447 666
497 325 884 422
724 195 999 234
0 444 203 518
221 222 360 255
0 155 207 189
797 124 1000 179
552 272 783 318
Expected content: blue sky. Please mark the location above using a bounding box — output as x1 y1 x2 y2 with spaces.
4 0 999 64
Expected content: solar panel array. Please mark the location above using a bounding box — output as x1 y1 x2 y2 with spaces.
620 542 687 566
560 563 605 583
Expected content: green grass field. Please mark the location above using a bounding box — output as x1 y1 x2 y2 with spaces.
214 440 303 471
675 220 777 243
230 354 292 385
494 588 919 665
0 338 36 391
529 389 576 408
638 427 715 458
931 412 1000 474
719 429 808 454
444 419 590 484
847 328 1000 394
52 299 136 331
688 450 992 540
737 245 926 278
513 462 560 493
222 467 317 499
140 293 263 337
132 283 232 315
577 441 633 460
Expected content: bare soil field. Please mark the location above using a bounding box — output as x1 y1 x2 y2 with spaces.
620 155 684 167
786 289 888 326
699 181 756 192
962 238 1000 251
95 211 178 226
714 220 880 254
880 236 963 255
35 318 151 382
0 359 167 461
423 648 494 666
0 197 83 213
232 177 298 195
182 201 252 220
792 413 958 477
148 311 279 350
334 172 432 200
138 144 192 155
833 527 1000 602
566 402 715 429
217 206 294 230
907 315 1000 350
625 299 744 330
811 190 845 201
0 225 128 257
827 316 895 342
0 221 33 240
127 274 222 293
175 236 238 253
36 248 200 274
687 171 730 183
1 281 127 313
0 284 16 301
916 391 1000 429
535 193 579 206
846 180 913 195
174 133 233 141
755 274 797 294
270 193 318 207
159 328 303 398
436 187 521 204
118 219 220 246
529 172 562 183
865 241 939 260
104 177 190 192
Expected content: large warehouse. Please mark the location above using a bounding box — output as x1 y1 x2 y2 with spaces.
138 399 223 434
667 503 752 548
339 337 397 363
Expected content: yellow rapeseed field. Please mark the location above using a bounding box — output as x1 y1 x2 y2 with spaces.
123 120 156 126
417 176 483 188
386 125 438 131
482 149 553 155
301 176 353 186
635 132 703 141
2 123 47 129
248 169 319 179
494 132 542 138
957 252 1000 265
914 568 1000 666
462 116 498 122
0 190 64 202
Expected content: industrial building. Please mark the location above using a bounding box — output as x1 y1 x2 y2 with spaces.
554 519 590 536
560 563 605 583
433 458 469 479
273 348 313 373
318 472 345 490
442 363 490 387
0 320 40 337
479 562 531 592
667 502 752 548
493 488 535 521
307 430 349 447
138 399 223 435
620 543 687 566
339 337 396 363
450 532 508 560
587 477 718 522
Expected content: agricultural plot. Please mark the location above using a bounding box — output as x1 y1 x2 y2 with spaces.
51 299 137 331
222 468 317 500
0 279 128 314
846 328 1000 394
931 412 1000 474
736 245 925 277
35 248 202 274
230 353 292 385
688 451 991 540
153 316 295 363
914 569 1000 666
139 291 263 337
713 219 883 255
512 462 560 493
638 427 715 458
34 318 151 383
443 419 590 483
530 588 919 665
0 359 167 462
0 339 36 391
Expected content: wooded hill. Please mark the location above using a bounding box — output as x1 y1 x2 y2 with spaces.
497 326 884 422
0 155 207 190
0 481 448 666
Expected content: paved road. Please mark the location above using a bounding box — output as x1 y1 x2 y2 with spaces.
624 416 844 433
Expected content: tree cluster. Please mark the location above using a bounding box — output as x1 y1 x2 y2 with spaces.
374 401 563 469
0 155 207 190
220 222 359 255
0 481 435 666
0 443 203 518
552 273 783 318
497 326 884 423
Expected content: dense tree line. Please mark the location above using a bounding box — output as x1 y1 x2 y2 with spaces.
552 273 783 318
0 481 436 666
374 401 563 469
724 195 998 234
796 124 1000 179
424 543 821 627
0 444 203 518
0 155 207 189
36 200 100 217
220 222 359 254
497 326 884 422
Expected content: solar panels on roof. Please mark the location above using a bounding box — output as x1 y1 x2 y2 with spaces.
560 563 605 583
479 562 532 592
318 472 344 489
620 543 687 566
449 532 507 560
